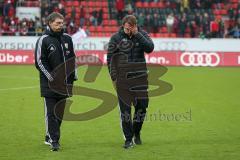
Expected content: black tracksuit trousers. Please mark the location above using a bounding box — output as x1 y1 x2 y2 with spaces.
118 97 148 142
44 97 66 143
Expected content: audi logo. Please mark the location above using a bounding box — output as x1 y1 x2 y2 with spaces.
180 52 221 67
159 41 188 51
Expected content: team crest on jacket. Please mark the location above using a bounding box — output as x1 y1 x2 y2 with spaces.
64 43 68 49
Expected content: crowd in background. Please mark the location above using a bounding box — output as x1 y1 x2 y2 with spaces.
0 0 240 38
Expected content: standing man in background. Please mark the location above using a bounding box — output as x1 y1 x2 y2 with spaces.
35 12 77 151
107 15 154 149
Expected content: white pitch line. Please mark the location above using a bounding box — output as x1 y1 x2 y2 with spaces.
0 76 38 80
0 86 39 91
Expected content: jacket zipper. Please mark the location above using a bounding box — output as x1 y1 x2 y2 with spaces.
61 44 69 96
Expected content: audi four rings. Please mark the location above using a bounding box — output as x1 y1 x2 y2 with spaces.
180 52 221 67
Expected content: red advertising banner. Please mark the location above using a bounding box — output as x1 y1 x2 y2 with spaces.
0 50 240 67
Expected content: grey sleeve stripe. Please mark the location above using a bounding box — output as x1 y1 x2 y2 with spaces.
36 35 54 81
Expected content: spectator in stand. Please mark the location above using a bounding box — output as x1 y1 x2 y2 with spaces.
97 9 103 25
2 21 9 35
3 0 12 16
189 0 195 9
166 13 175 33
67 20 77 34
79 6 85 27
137 13 145 28
35 17 42 36
181 0 189 13
19 20 28 36
125 1 133 14
152 13 160 33
27 20 35 36
9 19 17 36
228 4 235 21
192 0 201 9
71 6 76 20
189 21 196 37
90 10 98 26
58 3 65 17
41 17 47 31
218 17 225 38
202 12 210 37
232 25 240 38
195 12 202 35
175 0 181 12
210 18 219 38
235 8 240 23
144 14 153 33
178 14 187 37
203 0 213 9
116 0 125 24
226 24 234 38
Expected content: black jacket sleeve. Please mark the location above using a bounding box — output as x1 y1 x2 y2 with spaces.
34 36 54 81
134 30 154 53
107 34 118 81
69 38 78 81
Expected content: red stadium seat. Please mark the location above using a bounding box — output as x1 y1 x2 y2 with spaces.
81 1 87 6
213 10 221 15
102 1 108 7
90 32 97 37
220 9 227 15
135 2 142 8
161 33 169 38
161 27 167 33
142 2 149 8
149 2 157 8
105 33 112 37
103 13 108 19
66 1 72 7
157 2 164 8
170 33 177 38
154 33 161 37
110 20 117 26
103 8 108 13
104 26 111 32
89 26 96 32
96 26 103 32
75 7 80 13
65 7 72 14
103 20 109 26
95 1 101 7
111 26 119 32
88 1 95 7
73 1 80 7
149 33 154 37
97 32 105 37
233 3 238 9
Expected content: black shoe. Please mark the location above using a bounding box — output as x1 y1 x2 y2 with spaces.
44 136 51 146
134 134 142 145
51 142 60 151
123 141 134 149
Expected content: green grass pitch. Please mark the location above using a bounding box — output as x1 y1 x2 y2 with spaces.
0 65 239 160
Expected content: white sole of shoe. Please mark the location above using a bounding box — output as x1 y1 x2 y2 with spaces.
44 141 51 145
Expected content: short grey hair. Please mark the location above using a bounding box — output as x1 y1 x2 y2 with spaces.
46 12 64 24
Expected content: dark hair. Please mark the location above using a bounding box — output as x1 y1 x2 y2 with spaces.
122 15 137 26
46 12 64 24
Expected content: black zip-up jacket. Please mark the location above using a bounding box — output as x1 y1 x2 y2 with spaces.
107 27 154 81
35 27 77 98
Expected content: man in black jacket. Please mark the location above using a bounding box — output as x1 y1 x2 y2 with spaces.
107 15 154 149
35 12 77 151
